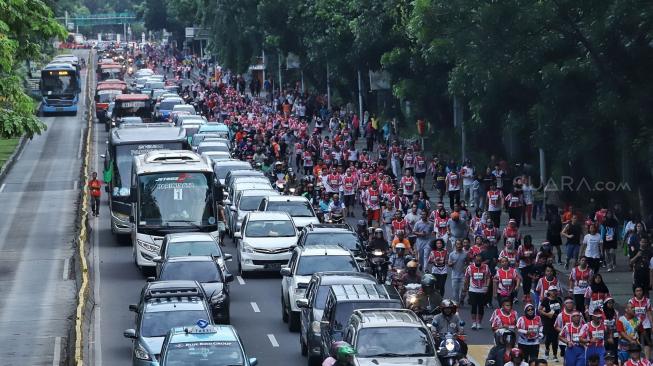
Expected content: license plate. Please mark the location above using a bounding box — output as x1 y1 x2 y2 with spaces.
264 263 281 270
56 107 64 112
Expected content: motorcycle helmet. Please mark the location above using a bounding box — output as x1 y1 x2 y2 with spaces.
374 228 384 237
510 348 523 360
406 260 418 269
329 341 347 357
421 274 436 291
336 343 356 361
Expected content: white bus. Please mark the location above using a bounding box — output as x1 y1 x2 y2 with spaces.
130 150 217 272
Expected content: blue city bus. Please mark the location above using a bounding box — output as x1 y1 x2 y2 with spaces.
40 62 81 115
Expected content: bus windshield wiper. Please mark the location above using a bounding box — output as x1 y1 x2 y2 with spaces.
165 220 203 230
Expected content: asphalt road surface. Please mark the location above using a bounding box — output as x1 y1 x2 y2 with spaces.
0 51 87 365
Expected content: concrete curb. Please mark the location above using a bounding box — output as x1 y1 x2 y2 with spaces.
0 136 27 184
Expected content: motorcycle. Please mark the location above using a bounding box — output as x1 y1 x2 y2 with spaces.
403 283 421 307
314 204 325 223
275 178 286 192
387 267 406 294
328 212 344 224
435 330 468 366
366 248 389 284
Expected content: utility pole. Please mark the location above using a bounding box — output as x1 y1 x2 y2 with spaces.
277 53 282 94
357 69 364 121
301 70 305 94
261 49 266 84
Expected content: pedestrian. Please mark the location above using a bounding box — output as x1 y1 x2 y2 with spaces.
88 171 101 216
521 176 534 226
505 186 524 227
584 274 611 316
516 303 543 362
616 303 641 364
546 208 564 264
446 167 461 211
562 214 583 269
486 182 504 229
448 239 468 304
426 238 447 296
582 223 603 274
539 286 563 362
630 236 652 296
584 310 608 366
628 286 653 359
600 210 619 272
559 311 586 366
494 256 521 307
569 256 593 314
463 253 491 330
413 211 434 272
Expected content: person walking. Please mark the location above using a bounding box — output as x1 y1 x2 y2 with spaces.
448 239 468 304
88 171 102 217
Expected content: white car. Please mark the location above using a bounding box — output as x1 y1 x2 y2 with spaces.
235 211 299 276
228 189 279 235
280 244 360 331
257 196 320 231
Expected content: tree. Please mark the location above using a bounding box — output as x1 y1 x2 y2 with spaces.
0 0 66 138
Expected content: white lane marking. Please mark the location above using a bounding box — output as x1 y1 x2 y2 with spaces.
73 180 78 191
0 183 5 192
236 276 245 285
77 128 84 159
267 334 279 347
250 302 260 313
52 336 61 366
62 258 69 280
16 145 25 161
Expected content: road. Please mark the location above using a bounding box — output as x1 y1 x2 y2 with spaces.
0 51 86 365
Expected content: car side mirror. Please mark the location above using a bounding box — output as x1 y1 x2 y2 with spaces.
296 298 309 308
152 256 163 263
100 154 106 159
280 267 291 277
146 277 155 282
230 205 236 211
320 320 330 326
123 329 137 339
128 304 138 312
249 358 258 366
223 253 233 261
233 232 242 239
225 273 234 283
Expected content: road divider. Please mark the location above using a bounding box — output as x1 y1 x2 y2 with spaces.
53 336 62 366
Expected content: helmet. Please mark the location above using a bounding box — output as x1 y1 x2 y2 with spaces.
510 348 523 359
336 343 356 361
395 243 406 250
421 274 436 289
406 260 418 269
374 228 384 234
441 299 455 309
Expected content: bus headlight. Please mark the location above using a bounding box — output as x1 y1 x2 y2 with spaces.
137 240 159 252
311 321 321 334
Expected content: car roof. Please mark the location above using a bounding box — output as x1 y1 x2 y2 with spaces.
163 255 216 263
161 97 183 103
304 224 355 233
110 125 185 143
146 280 202 291
166 232 216 242
299 244 352 256
247 211 292 221
169 325 238 343
198 141 229 147
144 298 207 312
314 271 377 286
352 309 423 327
264 196 310 203
115 94 149 101
239 189 278 197
329 284 401 302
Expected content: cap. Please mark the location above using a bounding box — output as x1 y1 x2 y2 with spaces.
524 303 535 311
571 311 582 317
592 310 604 318
547 286 559 292
629 343 642 352
604 297 615 304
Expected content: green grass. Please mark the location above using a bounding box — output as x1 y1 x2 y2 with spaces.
0 138 20 171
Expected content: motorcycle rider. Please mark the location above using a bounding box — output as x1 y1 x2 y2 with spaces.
408 274 443 318
284 168 300 194
397 260 422 295
432 299 467 355
486 329 517 366
504 348 529 366
368 228 389 252
322 341 356 366
328 193 346 223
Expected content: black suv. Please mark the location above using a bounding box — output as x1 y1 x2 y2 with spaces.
297 271 378 366
298 224 366 259
152 256 234 324
319 283 403 359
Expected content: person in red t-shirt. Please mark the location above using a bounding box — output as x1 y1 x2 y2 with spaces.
88 171 102 216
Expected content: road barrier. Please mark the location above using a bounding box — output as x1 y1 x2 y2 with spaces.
73 51 93 366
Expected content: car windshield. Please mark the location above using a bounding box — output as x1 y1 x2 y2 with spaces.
215 166 250 180
160 100 182 110
198 144 229 153
304 233 360 251
137 172 215 226
159 261 222 282
97 90 120 102
296 256 357 276
333 302 402 330
266 201 313 217
167 241 219 258
355 327 434 357
245 220 295 237
163 341 244 365
140 310 208 337
239 196 266 211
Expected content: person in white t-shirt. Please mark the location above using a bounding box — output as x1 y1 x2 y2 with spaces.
581 223 602 274
461 161 475 204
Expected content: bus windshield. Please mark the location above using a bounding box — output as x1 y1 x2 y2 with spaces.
113 100 152 120
137 172 215 227
97 90 121 103
41 70 78 96
112 142 184 196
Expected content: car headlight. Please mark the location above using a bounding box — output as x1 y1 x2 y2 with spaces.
445 339 455 351
112 211 129 220
294 288 307 298
241 242 254 254
311 321 321 334
211 292 227 304
134 342 152 360
137 239 159 252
